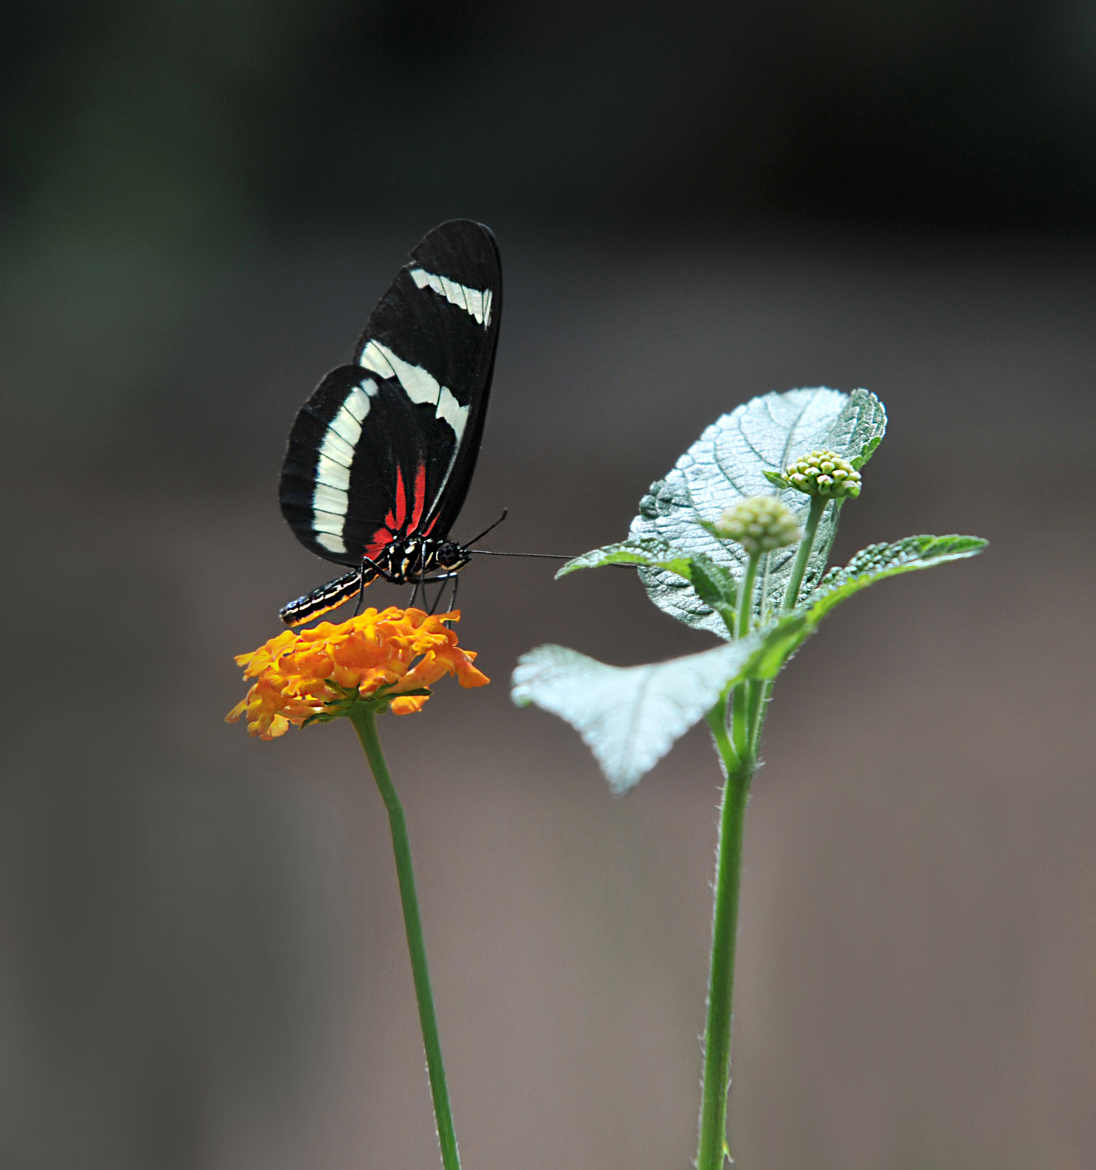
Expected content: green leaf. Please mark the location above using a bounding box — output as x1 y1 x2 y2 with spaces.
511 637 765 793
687 553 738 637
748 611 812 678
629 387 887 634
556 538 694 580
759 534 988 670
688 553 737 609
802 534 987 624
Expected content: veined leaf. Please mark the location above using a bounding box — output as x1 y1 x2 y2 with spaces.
630 387 887 634
801 535 988 624
556 539 694 580
760 534 988 666
512 638 765 793
557 541 738 637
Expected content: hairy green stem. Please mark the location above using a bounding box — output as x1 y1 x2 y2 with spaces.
745 677 765 756
694 499 830 1166
698 701 754 1170
350 706 462 1170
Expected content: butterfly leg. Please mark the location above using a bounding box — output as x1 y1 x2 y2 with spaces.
407 542 423 608
351 562 370 617
361 552 407 587
417 572 459 614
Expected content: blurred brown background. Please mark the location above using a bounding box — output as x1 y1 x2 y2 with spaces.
3 3 1094 1168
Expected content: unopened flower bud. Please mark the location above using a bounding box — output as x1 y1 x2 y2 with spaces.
714 496 802 555
782 449 862 499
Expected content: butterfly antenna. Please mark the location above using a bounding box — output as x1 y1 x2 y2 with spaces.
466 508 576 561
470 549 573 560
465 509 509 547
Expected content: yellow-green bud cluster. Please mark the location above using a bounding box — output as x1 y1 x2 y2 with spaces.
783 449 862 498
715 496 802 555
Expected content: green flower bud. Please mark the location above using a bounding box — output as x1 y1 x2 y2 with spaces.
714 496 802 555
782 449 862 499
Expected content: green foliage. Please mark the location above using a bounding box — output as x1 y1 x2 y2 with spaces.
511 386 984 792
555 538 694 580
512 633 791 793
630 387 886 634
510 385 985 1170
687 554 739 637
799 535 987 625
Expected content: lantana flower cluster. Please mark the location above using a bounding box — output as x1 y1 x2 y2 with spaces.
227 607 489 739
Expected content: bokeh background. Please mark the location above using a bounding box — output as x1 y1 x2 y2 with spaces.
4 4 1094 1168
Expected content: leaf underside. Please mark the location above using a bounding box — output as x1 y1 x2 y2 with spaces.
511 639 764 793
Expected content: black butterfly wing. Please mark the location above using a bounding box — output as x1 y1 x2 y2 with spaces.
278 220 502 568
280 367 437 567
353 219 502 538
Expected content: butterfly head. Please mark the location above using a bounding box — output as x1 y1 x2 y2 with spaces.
428 539 472 574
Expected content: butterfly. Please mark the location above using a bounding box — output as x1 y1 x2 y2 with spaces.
277 220 503 626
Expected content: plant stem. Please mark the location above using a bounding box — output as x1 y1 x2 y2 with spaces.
736 550 760 640
745 494 829 754
350 706 462 1170
695 496 834 1167
781 494 827 610
731 551 761 756
697 705 754 1170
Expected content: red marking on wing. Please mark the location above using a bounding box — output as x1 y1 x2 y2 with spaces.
383 462 430 536
409 463 428 530
386 466 408 532
365 527 395 559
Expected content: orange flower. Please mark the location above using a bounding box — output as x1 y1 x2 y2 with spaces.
226 607 489 739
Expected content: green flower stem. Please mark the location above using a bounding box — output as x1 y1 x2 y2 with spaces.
745 495 829 755
350 705 462 1170
781 494 827 610
725 549 762 753
731 551 761 755
698 703 754 1170
736 550 761 639
694 500 826 1166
